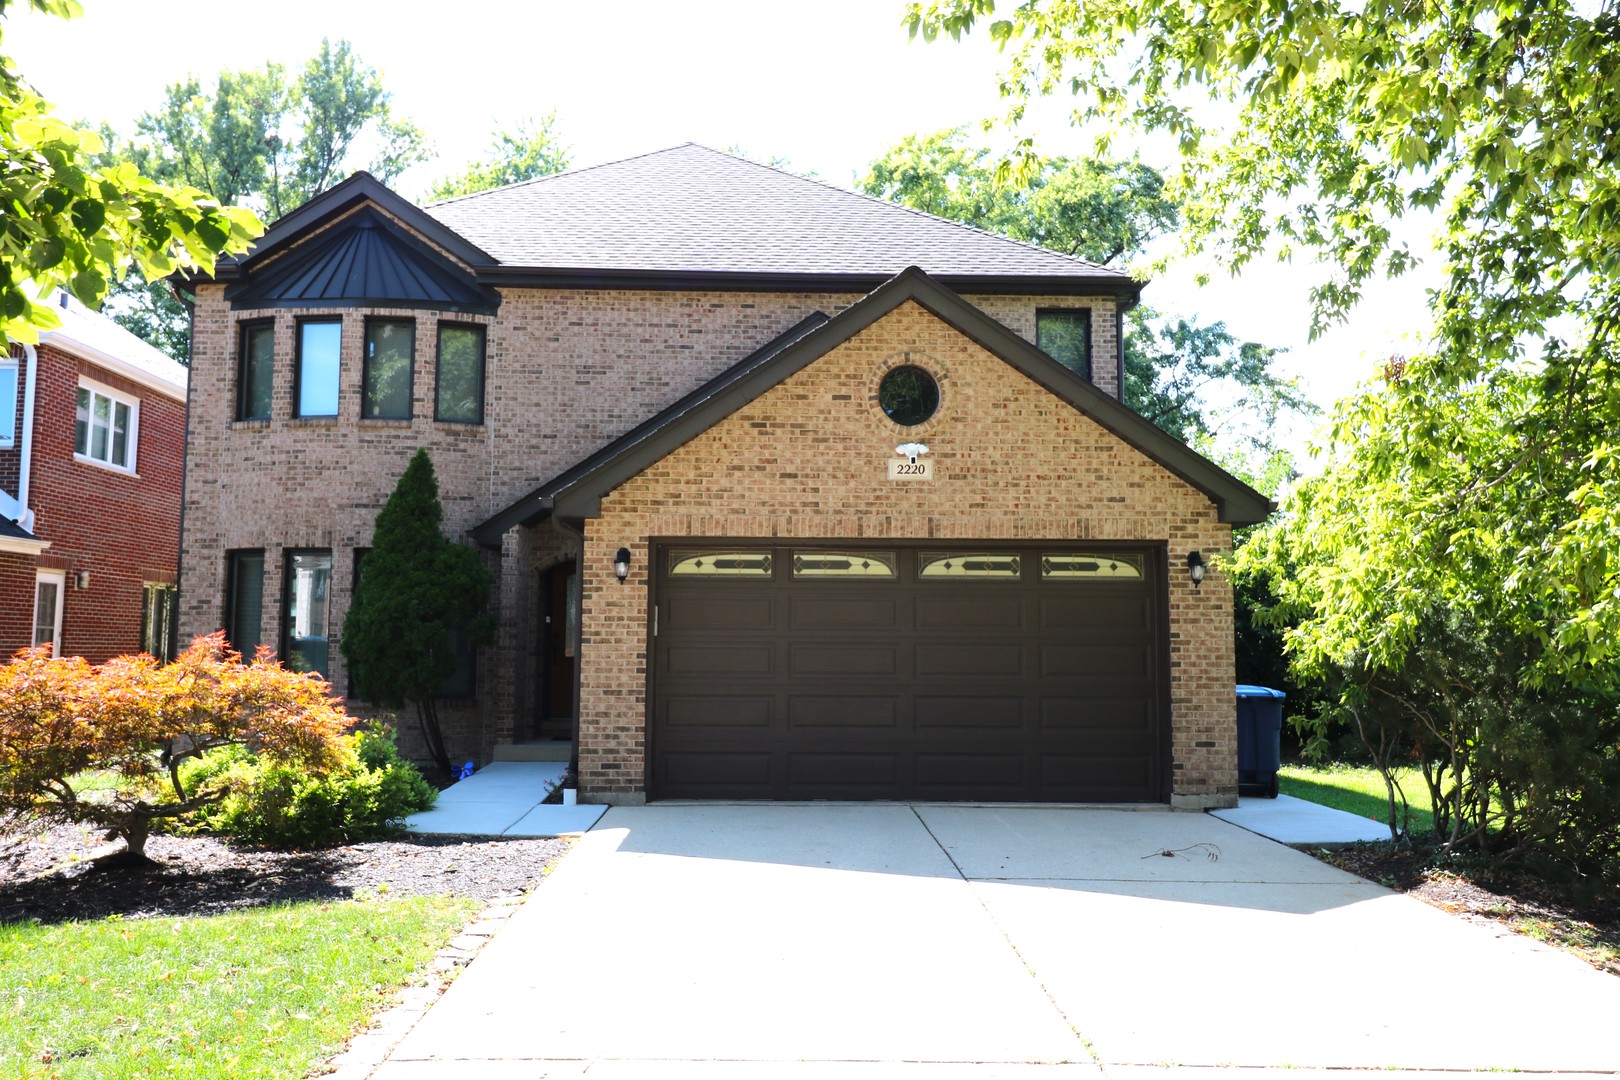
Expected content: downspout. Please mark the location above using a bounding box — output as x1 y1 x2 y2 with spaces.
17 343 39 532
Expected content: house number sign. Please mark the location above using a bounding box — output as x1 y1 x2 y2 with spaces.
888 442 934 480
888 457 935 480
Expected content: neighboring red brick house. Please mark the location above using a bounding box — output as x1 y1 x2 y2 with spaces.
1 294 185 663
178 144 1270 808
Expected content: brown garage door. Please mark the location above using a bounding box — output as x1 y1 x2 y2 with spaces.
650 543 1168 802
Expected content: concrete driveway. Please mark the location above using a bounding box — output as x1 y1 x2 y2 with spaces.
374 805 1620 1078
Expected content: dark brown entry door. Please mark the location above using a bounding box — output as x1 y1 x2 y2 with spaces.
650 543 1167 801
536 561 577 737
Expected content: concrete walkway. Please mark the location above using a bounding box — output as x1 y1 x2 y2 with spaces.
1211 793 1392 846
404 762 605 837
370 804 1620 1077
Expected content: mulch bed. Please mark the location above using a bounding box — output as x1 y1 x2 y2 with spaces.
0 814 571 925
1320 841 1620 975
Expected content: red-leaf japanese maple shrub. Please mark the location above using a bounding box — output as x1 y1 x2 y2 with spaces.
0 633 350 861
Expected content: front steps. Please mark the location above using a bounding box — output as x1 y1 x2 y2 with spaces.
493 740 573 763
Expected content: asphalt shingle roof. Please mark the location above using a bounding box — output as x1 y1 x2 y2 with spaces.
425 143 1131 283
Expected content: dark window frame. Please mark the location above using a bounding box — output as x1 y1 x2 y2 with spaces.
361 316 416 420
434 321 487 425
224 549 266 657
1035 308 1093 382
236 318 276 421
281 548 333 679
293 317 343 418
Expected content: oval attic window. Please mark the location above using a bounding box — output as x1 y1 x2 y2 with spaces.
878 365 939 427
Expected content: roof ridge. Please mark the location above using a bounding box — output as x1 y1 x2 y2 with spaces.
682 142 1122 277
424 142 701 207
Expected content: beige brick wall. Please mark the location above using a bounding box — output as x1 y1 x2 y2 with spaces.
181 277 1120 766
579 300 1235 807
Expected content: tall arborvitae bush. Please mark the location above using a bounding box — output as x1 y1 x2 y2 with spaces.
341 449 494 774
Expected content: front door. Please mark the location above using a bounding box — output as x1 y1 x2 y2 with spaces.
536 560 578 738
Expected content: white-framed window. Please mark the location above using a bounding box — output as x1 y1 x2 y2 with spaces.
74 378 139 472
33 570 65 652
0 356 17 448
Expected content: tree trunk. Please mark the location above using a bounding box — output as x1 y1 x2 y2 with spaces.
416 698 452 775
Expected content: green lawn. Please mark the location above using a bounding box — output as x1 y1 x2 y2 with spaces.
1 894 477 1079
1279 761 1436 837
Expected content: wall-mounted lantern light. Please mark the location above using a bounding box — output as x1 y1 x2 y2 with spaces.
614 547 632 583
1187 551 1206 589
75 571 90 591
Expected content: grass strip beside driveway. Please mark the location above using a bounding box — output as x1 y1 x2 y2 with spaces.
2 894 477 1079
1280 761 1436 836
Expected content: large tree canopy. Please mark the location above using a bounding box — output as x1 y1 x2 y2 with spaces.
0 0 258 346
88 38 427 358
905 0 1620 689
428 113 570 200
860 129 1309 450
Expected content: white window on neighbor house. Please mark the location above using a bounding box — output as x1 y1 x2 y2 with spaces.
74 378 139 472
0 356 17 448
33 570 64 652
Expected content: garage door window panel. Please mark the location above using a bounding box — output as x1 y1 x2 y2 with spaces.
669 550 774 577
917 552 1021 579
1041 553 1143 580
791 551 896 578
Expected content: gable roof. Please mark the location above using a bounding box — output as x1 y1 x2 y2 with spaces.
426 144 1139 296
202 172 496 286
471 268 1270 546
224 205 499 313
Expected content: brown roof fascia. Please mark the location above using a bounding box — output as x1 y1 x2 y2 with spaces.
473 265 1143 300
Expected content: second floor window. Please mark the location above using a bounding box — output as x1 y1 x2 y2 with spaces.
363 318 415 419
436 323 485 424
1036 309 1092 381
237 320 275 420
75 380 137 471
296 319 341 417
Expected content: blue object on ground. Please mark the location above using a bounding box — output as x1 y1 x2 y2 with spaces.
458 761 476 780
1236 685 1286 798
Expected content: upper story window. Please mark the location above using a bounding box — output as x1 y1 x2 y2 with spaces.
436 322 485 424
0 356 17 448
363 318 415 420
74 378 138 472
295 319 342 418
1036 309 1092 381
237 320 275 421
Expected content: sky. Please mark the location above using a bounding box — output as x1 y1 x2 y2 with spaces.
7 0 1445 458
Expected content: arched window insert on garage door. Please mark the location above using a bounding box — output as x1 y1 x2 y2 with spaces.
917 552 1022 579
668 550 774 577
791 551 897 578
1041 553 1145 580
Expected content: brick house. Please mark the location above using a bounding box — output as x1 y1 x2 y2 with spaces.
177 144 1269 808
1 294 185 663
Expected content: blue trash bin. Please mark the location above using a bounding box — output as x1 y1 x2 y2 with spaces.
1236 685 1287 798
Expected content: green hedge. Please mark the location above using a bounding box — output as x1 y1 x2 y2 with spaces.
183 723 436 848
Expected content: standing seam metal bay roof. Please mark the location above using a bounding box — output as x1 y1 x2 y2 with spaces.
424 143 1133 281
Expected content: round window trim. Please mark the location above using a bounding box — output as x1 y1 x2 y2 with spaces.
877 365 940 427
